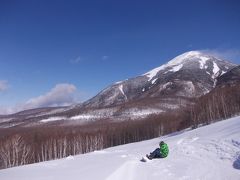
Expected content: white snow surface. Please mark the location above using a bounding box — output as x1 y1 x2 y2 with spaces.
212 61 220 76
121 108 165 119
144 66 165 81
199 57 209 69
164 64 183 74
1 116 240 180
167 51 201 66
221 70 227 76
70 114 101 120
40 117 65 122
151 78 158 84
119 84 127 99
168 64 183 72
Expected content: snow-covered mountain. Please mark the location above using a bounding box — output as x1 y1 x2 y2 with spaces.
73 51 236 118
1 116 239 180
83 51 235 107
0 51 237 127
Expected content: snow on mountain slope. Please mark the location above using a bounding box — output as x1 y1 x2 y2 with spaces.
1 116 240 180
144 51 230 81
83 51 236 109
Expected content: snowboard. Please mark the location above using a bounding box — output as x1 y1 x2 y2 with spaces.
140 155 152 162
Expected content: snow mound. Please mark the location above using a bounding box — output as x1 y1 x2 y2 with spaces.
1 116 240 180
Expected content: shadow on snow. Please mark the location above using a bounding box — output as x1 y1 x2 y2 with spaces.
233 154 240 170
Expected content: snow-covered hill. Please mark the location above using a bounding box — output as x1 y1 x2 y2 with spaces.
1 116 240 180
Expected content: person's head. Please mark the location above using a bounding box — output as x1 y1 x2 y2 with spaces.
159 141 164 147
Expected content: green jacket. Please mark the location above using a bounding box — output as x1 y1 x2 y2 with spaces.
160 143 169 158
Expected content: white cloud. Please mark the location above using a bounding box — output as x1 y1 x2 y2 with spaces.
23 83 77 109
0 80 8 92
0 83 79 115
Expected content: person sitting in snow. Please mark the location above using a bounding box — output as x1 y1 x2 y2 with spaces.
147 141 169 159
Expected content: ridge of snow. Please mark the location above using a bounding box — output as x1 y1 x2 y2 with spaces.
2 116 240 180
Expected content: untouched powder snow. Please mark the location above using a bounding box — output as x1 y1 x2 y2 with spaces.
1 116 240 180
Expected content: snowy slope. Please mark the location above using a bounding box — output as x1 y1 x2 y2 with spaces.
1 117 240 180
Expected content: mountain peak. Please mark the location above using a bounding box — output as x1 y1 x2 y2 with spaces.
175 50 203 58
167 50 206 66
184 50 202 55
144 51 207 80
143 50 237 82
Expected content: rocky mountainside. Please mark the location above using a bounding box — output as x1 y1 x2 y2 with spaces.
0 51 237 128
190 65 240 126
216 65 240 87
83 51 235 108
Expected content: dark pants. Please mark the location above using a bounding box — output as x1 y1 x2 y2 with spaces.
149 148 162 159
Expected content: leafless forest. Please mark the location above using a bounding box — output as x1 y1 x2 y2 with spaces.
191 85 240 127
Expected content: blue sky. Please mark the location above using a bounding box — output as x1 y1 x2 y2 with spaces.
0 0 240 114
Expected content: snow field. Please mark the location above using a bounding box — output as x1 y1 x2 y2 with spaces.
0 116 240 180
